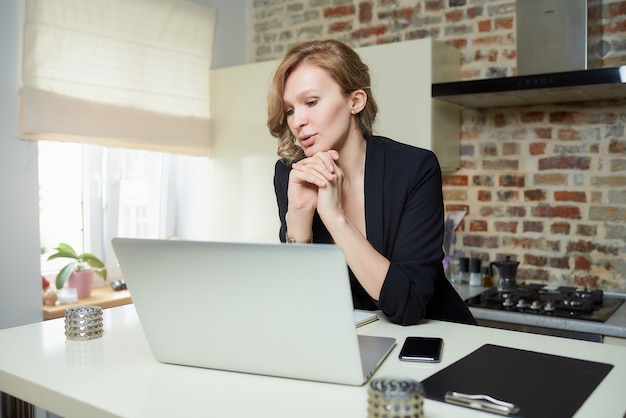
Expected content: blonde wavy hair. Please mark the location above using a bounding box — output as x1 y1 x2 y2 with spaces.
267 39 378 162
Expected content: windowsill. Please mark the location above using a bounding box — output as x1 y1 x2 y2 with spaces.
42 286 132 320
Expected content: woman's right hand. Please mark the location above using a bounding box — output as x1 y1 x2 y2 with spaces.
285 151 339 241
287 151 339 211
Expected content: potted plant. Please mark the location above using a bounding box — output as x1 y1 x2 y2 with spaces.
46 243 107 299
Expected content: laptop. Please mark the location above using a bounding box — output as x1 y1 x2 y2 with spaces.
111 238 396 386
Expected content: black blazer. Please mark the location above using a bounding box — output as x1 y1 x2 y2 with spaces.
274 135 475 326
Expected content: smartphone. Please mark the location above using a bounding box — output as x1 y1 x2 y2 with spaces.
398 337 443 362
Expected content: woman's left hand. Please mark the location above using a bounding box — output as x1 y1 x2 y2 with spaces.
316 157 345 225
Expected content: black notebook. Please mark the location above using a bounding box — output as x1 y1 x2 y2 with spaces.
422 344 613 418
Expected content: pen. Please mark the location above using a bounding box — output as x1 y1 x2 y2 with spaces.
444 391 520 416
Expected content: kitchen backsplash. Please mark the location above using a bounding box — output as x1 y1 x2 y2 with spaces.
446 99 626 293
249 0 626 293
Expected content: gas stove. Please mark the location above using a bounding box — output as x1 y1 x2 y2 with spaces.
466 283 624 322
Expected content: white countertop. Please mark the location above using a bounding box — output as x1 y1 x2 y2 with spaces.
453 284 626 339
1 304 625 417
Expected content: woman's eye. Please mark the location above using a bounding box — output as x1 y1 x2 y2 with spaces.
285 109 294 116
306 99 317 107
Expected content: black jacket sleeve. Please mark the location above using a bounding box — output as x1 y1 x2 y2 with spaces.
274 159 289 243
365 136 474 325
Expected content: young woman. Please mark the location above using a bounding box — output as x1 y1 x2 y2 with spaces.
267 39 475 326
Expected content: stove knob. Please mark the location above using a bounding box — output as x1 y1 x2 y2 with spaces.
544 301 555 312
516 299 529 309
530 300 542 310
503 298 514 308
567 298 582 307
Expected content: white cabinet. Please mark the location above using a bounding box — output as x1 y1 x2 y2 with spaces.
359 39 461 170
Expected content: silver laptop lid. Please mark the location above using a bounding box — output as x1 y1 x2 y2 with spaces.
112 238 392 385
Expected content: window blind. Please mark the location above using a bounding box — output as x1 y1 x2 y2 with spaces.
20 0 216 155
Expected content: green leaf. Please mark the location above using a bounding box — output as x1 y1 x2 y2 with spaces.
47 251 79 261
81 253 105 269
56 243 78 257
55 261 79 290
47 242 80 261
94 268 108 281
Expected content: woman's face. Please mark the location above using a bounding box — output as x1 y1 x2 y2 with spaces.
282 63 355 157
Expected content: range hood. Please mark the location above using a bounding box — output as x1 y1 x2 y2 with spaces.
432 66 626 108
432 0 626 109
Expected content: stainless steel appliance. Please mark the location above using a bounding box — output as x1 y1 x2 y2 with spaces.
516 0 602 75
467 284 624 322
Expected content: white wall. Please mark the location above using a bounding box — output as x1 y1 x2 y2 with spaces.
204 0 249 68
209 60 282 243
174 0 249 241
0 0 44 329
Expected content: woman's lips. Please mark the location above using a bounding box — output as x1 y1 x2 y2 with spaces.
299 134 315 147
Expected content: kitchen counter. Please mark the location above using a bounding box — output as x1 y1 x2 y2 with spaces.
1 304 625 417
1 305 626 417
453 284 626 340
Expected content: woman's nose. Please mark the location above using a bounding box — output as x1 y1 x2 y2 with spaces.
292 108 307 128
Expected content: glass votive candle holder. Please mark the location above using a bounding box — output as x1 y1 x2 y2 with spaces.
56 287 78 304
368 377 424 418
64 306 103 341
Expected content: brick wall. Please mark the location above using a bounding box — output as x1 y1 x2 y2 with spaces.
250 0 626 293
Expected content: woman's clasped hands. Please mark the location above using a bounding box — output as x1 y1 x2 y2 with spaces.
288 150 344 222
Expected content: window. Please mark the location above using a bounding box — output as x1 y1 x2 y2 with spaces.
39 141 208 279
26 0 217 281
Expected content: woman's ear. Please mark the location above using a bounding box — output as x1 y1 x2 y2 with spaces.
350 89 367 114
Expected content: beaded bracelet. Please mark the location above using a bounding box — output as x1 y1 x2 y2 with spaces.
286 232 313 244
